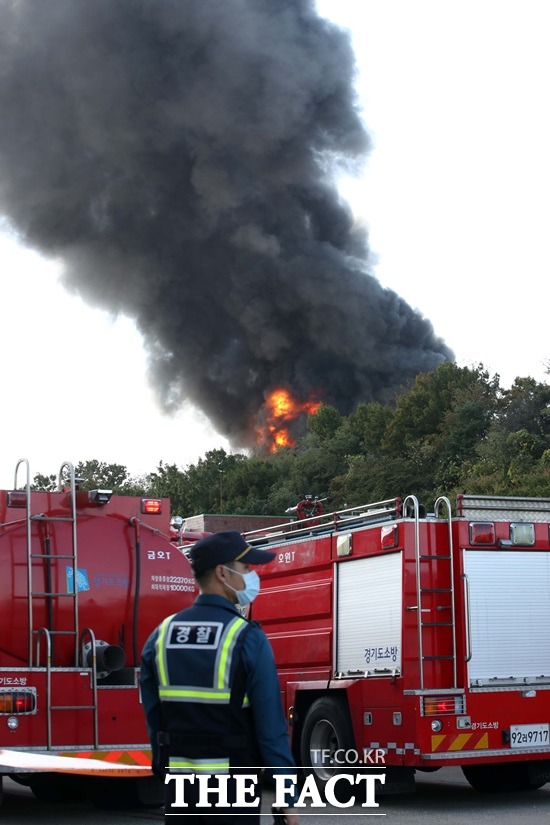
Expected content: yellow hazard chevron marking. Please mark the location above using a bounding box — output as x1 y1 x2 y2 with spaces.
449 733 473 751
431 732 489 751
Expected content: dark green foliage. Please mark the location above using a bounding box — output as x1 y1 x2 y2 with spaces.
31 460 147 494
30 365 550 515
31 472 58 492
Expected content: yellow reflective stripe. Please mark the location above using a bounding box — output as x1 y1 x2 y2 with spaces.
168 757 229 773
217 617 245 690
159 688 231 700
156 614 176 687
157 613 247 698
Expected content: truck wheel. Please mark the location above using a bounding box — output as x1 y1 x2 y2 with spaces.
300 696 356 801
462 762 546 792
27 773 87 802
90 775 164 809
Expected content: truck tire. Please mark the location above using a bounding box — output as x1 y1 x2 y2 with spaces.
300 696 356 802
462 762 547 792
89 775 164 809
27 773 87 802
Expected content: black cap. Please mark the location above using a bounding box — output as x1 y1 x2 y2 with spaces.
189 530 276 576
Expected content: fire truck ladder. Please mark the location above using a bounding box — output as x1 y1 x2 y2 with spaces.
16 459 81 667
16 459 100 749
405 494 457 690
35 627 100 750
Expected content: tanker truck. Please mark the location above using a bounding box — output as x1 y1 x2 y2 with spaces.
0 459 197 808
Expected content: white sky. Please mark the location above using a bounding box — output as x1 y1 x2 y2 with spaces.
1 1 549 489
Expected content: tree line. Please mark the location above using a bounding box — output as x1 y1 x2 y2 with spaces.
32 362 550 518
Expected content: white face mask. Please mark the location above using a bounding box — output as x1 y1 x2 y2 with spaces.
222 566 261 606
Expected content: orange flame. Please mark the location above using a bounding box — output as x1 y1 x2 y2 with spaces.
257 387 321 452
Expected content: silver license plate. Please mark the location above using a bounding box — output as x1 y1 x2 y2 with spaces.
510 723 550 748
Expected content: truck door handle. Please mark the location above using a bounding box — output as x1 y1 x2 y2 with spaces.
462 573 472 662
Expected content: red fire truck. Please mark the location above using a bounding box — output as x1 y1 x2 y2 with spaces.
243 493 550 794
0 459 197 807
4 463 550 805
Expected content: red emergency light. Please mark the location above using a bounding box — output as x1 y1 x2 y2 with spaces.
469 522 496 545
140 498 163 515
381 524 398 549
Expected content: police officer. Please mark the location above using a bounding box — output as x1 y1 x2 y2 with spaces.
140 530 299 824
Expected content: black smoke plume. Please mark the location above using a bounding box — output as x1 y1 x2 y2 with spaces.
0 0 452 447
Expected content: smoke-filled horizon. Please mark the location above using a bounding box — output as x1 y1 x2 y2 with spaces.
0 0 452 448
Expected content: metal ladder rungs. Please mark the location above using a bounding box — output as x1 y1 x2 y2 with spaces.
423 655 455 661
421 621 454 627
21 458 80 665
31 592 76 598
420 554 451 560
30 553 77 560
407 494 457 692
35 627 100 751
17 458 97 751
51 705 95 711
421 588 452 594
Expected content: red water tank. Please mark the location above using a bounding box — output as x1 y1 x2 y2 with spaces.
0 489 197 668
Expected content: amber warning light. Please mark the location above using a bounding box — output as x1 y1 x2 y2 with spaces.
256 388 321 452
0 689 36 714
422 695 463 716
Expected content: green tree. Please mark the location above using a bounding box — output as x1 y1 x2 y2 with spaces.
383 363 496 452
263 451 303 515
459 376 550 496
378 363 499 501
174 449 243 516
223 456 284 514
349 402 394 454
31 473 57 492
73 459 146 494
26 370 550 515
31 461 146 494
147 461 188 515
495 377 550 438
306 404 343 442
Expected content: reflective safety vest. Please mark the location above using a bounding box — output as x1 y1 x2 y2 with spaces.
154 601 260 775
